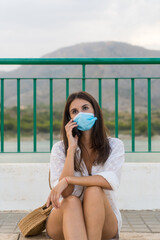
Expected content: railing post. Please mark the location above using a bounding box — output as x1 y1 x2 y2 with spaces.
33 78 37 152
82 64 85 91
17 78 20 152
131 78 135 152
98 78 102 108
50 78 53 151
66 78 69 99
1 79 4 152
148 78 151 152
115 78 118 138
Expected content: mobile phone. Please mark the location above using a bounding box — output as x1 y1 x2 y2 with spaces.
72 126 81 137
68 116 81 137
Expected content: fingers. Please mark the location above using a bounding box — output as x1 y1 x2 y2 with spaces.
46 196 51 208
46 193 58 209
65 120 78 132
65 122 78 139
52 194 60 208
51 201 57 209
46 197 59 209
55 195 61 208
51 192 61 209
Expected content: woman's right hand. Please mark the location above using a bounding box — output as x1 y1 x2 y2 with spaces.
65 119 79 150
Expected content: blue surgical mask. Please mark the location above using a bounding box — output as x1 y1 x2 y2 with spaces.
73 112 97 131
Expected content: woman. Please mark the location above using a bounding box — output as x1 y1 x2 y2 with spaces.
46 91 125 240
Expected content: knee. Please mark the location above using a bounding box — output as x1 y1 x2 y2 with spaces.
62 195 82 208
83 186 103 200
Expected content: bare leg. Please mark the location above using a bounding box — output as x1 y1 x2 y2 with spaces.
83 186 118 240
63 195 88 240
46 195 88 240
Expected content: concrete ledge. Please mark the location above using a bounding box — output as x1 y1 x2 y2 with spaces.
0 163 160 210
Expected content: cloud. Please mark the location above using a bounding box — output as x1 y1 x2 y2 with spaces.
0 0 160 71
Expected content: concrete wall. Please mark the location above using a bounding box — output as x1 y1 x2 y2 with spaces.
0 163 160 210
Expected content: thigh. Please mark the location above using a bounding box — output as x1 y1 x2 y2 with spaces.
101 191 118 240
46 195 83 240
46 204 64 240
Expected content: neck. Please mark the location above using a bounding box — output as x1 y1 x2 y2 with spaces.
81 130 92 148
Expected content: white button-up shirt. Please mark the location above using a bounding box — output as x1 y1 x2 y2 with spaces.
49 137 125 240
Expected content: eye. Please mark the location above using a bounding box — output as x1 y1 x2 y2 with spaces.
83 106 88 110
72 109 77 114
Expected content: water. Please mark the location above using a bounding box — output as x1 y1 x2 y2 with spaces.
0 137 160 163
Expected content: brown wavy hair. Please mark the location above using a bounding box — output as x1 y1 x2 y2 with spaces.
60 91 111 174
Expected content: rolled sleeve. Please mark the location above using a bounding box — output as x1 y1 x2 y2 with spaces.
94 138 125 191
96 171 120 191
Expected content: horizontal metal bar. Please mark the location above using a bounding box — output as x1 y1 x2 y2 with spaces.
1 151 160 154
1 77 160 80
125 151 160 153
0 58 160 65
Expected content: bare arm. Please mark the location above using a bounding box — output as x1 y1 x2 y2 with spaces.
59 147 76 197
66 175 112 190
58 118 79 198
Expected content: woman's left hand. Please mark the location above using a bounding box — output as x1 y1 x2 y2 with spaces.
46 178 69 208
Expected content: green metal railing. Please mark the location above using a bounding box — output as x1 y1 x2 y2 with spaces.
1 58 160 154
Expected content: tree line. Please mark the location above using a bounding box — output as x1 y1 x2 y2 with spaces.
0 105 160 137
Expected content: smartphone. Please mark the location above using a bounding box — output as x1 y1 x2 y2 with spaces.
68 116 81 137
72 126 81 137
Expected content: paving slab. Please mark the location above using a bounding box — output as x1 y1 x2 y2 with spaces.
120 232 160 240
0 210 160 239
19 232 51 239
0 233 19 240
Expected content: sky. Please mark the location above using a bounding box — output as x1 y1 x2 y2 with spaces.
0 0 160 71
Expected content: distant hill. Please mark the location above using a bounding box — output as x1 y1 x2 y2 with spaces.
1 41 160 112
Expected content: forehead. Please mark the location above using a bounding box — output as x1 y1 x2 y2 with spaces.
69 98 91 110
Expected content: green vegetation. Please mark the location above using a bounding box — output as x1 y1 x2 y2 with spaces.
0 104 160 139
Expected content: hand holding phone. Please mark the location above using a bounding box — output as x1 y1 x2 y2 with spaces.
72 126 81 138
68 116 81 138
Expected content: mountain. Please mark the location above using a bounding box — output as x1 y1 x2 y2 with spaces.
1 41 160 112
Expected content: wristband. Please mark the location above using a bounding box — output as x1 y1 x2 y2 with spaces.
65 177 69 185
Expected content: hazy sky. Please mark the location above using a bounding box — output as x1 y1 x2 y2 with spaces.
0 0 160 71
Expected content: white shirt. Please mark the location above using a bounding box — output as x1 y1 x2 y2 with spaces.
49 137 125 240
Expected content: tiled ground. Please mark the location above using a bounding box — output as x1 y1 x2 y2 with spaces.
0 210 160 240
121 210 160 233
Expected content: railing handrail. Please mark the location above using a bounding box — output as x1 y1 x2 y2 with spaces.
0 58 160 65
1 77 160 80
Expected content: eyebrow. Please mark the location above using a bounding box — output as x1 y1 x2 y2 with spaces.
70 104 89 113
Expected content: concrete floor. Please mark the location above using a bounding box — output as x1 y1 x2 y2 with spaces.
0 210 160 240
